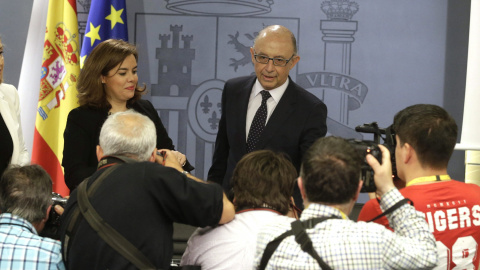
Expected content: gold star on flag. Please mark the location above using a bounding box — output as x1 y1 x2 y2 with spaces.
80 55 87 69
105 5 125 30
85 23 101 46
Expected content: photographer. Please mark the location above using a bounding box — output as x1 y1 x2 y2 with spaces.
181 150 298 269
358 104 480 270
254 136 437 269
60 110 234 270
0 165 65 269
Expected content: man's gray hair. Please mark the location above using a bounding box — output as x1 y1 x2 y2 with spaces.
99 110 157 161
0 165 52 224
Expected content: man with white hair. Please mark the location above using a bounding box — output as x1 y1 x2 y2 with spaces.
60 110 234 270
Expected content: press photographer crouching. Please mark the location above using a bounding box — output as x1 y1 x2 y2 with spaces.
59 110 234 270
0 165 65 269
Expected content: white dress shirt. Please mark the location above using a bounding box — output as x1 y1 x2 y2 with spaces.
245 78 289 139
181 209 294 270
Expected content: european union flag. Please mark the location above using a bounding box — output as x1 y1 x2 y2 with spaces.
80 0 128 68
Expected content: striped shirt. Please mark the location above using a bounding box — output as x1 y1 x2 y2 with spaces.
254 188 438 269
0 213 65 270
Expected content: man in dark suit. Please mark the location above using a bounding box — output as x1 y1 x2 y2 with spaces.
208 25 328 207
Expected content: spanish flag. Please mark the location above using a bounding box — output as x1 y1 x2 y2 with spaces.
31 0 80 196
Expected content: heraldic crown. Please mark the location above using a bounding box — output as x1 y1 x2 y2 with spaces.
164 0 275 10
321 0 359 21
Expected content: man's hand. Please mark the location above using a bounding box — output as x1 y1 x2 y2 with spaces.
156 149 183 172
53 196 69 216
54 205 64 215
366 144 395 197
171 151 187 167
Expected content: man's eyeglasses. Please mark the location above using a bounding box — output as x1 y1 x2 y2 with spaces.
253 50 295 67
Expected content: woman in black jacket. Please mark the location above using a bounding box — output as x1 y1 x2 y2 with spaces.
63 39 192 191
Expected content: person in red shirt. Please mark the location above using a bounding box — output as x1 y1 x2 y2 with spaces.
358 104 480 270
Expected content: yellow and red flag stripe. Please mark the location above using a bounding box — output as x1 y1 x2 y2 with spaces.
31 0 80 196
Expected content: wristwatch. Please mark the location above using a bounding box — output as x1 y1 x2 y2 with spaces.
182 171 190 175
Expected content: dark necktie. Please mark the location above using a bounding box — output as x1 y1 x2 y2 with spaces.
246 90 271 153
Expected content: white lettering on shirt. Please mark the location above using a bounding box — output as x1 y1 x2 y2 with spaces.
424 205 480 233
446 208 458 230
473 205 480 226
434 210 447 232
458 207 471 228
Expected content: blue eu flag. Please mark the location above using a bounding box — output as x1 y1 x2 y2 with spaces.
80 0 128 68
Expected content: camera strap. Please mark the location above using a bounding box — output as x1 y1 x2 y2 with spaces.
63 163 160 270
63 165 119 263
367 198 413 222
259 198 413 269
259 216 338 270
77 165 158 270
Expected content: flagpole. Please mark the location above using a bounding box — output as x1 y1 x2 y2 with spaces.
18 0 49 159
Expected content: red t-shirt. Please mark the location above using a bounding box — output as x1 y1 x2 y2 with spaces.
358 180 480 270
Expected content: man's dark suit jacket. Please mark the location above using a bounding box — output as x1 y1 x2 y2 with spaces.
208 75 328 205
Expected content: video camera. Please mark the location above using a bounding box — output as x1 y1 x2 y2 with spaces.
349 122 397 193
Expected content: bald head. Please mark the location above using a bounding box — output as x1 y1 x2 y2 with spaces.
254 25 297 55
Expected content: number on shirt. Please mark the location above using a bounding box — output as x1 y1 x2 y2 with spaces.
435 236 477 270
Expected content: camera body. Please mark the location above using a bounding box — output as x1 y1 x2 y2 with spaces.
40 192 68 239
348 139 382 193
351 122 397 193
